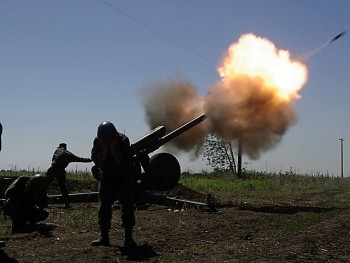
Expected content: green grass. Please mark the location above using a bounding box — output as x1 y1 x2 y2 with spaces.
3 168 350 207
2 169 350 262
180 172 350 208
50 203 97 231
341 254 350 262
0 168 94 181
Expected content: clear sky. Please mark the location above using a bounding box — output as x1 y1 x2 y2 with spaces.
0 0 349 176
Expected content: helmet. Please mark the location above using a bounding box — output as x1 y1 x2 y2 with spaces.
58 143 67 149
28 174 47 193
97 121 118 142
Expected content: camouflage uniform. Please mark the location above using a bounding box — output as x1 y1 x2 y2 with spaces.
46 143 91 207
91 132 135 246
3 175 49 233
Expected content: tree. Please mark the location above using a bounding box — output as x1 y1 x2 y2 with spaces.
196 134 240 177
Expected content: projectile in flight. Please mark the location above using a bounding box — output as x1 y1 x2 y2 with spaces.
328 31 346 44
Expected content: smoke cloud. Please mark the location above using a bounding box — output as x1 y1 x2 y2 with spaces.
141 77 207 151
141 33 308 159
204 76 297 159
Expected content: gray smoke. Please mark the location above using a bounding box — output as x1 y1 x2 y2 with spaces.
141 77 207 151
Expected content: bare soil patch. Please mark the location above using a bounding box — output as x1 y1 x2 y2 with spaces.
1 177 350 262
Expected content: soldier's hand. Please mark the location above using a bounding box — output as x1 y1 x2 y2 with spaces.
98 139 108 149
91 165 102 180
109 138 118 149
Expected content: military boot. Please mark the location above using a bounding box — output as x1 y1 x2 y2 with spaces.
91 231 110 247
124 227 137 249
11 221 27 234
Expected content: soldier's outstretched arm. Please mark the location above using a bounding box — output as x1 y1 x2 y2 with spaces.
66 150 92 164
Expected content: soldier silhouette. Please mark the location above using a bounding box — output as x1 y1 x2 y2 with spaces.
45 143 91 208
3 174 49 234
90 121 136 249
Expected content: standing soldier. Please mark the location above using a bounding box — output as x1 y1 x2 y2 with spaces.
46 143 91 208
90 121 136 249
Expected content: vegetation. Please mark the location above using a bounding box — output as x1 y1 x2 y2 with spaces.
180 170 350 208
1 168 349 193
1 169 350 262
0 168 93 181
196 134 240 176
1 167 349 209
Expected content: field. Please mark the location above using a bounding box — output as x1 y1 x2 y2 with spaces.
1 170 350 262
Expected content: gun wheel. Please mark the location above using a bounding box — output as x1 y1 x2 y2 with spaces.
147 152 181 191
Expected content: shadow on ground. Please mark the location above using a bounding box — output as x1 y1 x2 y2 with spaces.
119 243 159 261
0 249 18 263
238 204 335 214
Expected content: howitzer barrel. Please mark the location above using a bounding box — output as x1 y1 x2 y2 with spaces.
132 114 207 156
131 126 167 155
158 114 207 147
131 113 207 191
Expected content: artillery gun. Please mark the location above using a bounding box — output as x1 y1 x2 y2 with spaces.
129 113 217 211
131 114 207 192
1 115 217 211
51 114 215 211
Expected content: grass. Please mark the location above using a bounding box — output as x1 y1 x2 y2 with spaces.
1 169 350 262
174 171 350 261
2 168 350 207
0 168 93 181
180 172 350 208
50 203 97 231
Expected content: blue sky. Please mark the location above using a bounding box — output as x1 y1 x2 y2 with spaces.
0 0 349 176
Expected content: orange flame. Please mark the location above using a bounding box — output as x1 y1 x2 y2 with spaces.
204 33 309 158
218 33 308 100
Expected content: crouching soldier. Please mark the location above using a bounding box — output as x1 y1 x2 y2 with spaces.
3 174 48 234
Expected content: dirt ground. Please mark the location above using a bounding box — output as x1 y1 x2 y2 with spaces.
1 179 350 262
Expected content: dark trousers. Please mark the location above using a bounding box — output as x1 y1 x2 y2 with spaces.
98 173 135 233
47 167 69 205
11 204 49 231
